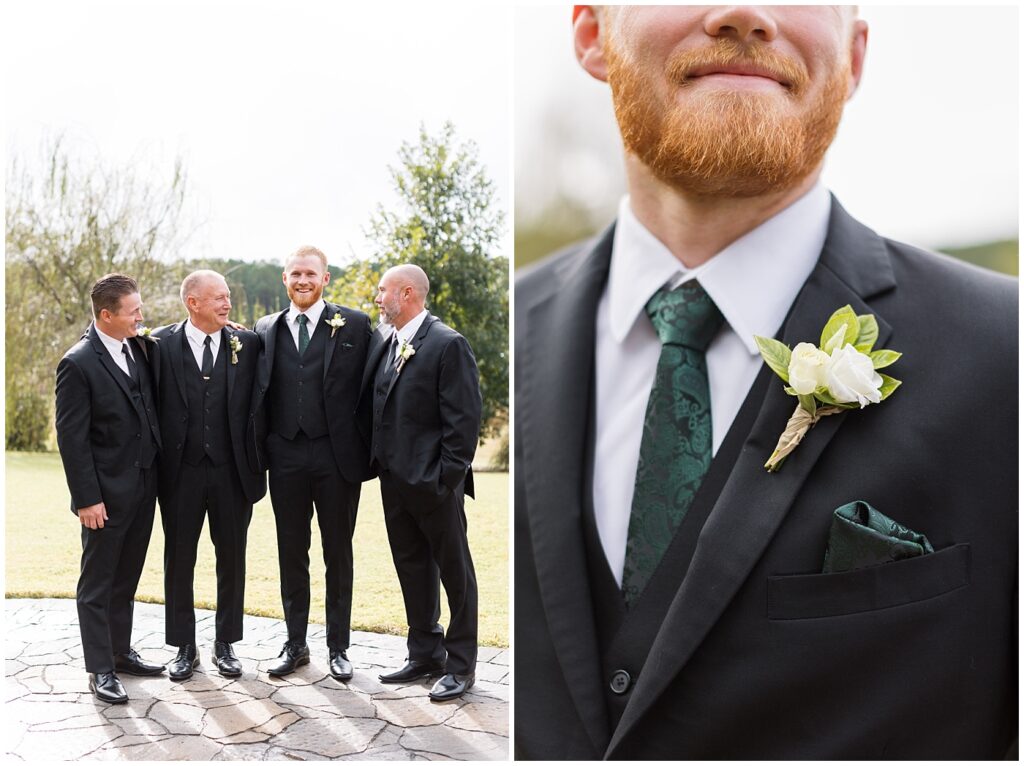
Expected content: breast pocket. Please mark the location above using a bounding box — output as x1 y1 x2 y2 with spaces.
767 543 970 620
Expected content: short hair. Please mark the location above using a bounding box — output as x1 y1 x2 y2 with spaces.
180 269 226 306
91 273 139 318
285 245 328 271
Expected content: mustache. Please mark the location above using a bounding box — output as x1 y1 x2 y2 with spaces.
666 39 810 94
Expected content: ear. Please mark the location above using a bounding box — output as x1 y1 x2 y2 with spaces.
846 19 868 99
281 270 288 286
322 270 331 284
573 6 609 82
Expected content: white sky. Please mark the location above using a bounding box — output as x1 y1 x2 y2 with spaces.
515 5 1020 250
4 1 514 265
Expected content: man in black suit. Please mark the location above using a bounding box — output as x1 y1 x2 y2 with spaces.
55 273 166 704
363 264 482 702
515 6 1016 759
252 245 372 680
152 270 265 680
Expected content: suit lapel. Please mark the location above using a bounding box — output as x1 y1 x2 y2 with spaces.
362 327 390 394
607 199 897 756
521 227 616 754
223 327 236 401
322 303 339 380
169 322 188 405
89 326 136 406
261 309 288 387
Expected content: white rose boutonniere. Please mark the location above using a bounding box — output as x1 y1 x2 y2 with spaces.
327 312 346 338
754 305 902 472
396 339 416 374
228 334 243 365
136 326 158 341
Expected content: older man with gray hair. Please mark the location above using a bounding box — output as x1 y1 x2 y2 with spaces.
152 270 265 680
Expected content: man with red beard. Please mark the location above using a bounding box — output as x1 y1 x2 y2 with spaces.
514 6 1016 759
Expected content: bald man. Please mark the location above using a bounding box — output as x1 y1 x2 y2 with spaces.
361 264 482 701
153 270 265 680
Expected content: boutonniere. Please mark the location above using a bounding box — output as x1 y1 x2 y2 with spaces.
228 334 243 365
754 305 902 472
396 339 416 374
327 312 346 338
136 326 158 341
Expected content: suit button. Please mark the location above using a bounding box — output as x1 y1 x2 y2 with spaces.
180 416 186 422
610 670 631 695
135 433 140 438
134 461 141 468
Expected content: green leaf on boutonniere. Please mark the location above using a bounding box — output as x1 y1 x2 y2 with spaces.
797 393 817 416
878 373 902 401
754 335 792 383
813 387 857 410
869 349 902 369
820 305 859 352
854 314 879 352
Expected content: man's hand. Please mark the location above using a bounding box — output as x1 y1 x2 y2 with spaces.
78 502 108 530
226 320 247 331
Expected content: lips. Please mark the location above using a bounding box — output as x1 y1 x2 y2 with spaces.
687 63 789 88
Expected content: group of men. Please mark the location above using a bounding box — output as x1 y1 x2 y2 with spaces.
55 247 482 706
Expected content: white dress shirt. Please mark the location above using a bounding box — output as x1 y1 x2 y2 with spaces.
593 184 831 584
184 319 220 370
95 326 134 376
285 299 326 350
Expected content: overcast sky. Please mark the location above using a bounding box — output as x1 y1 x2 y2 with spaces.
5 1 513 266
515 5 1019 250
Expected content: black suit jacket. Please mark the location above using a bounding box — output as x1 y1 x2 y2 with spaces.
252 302 373 483
513 199 1017 759
151 321 266 504
55 325 163 524
360 315 482 507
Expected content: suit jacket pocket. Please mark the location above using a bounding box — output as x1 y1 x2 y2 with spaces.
767 543 970 620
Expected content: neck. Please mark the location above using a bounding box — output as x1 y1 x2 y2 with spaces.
190 317 222 335
97 323 127 342
392 306 425 332
625 157 822 268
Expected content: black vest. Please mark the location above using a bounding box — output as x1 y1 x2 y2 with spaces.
269 316 328 440
181 332 231 467
124 343 159 470
583 367 769 730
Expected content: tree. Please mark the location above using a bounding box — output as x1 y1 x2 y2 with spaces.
329 122 508 439
5 137 191 449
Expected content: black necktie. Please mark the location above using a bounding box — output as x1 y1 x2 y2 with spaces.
201 335 213 379
389 335 400 371
122 342 139 383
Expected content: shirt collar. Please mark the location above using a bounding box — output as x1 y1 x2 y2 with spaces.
184 319 220 348
95 325 130 358
392 309 430 345
607 183 830 354
288 299 326 328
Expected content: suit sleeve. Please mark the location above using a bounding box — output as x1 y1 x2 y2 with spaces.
437 335 482 491
55 356 102 511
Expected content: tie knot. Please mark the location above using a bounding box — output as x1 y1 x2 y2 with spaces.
203 335 212 347
645 280 723 351
296 314 308 327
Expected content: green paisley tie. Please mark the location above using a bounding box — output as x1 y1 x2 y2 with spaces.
297 313 310 354
622 280 724 607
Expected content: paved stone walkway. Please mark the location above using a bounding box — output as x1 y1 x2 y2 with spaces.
4 599 508 761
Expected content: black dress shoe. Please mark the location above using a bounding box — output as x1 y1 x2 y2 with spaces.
168 644 199 681
428 672 475 701
379 659 446 683
329 649 353 681
89 672 128 704
212 641 243 678
113 648 165 676
266 642 310 677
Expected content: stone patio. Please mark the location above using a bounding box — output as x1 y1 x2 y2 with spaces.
4 598 508 761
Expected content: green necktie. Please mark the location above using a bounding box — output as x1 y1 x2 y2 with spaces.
622 280 724 607
297 313 310 354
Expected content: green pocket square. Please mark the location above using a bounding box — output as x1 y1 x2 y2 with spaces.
822 500 934 574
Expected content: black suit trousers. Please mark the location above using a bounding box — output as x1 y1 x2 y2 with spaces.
77 468 157 673
379 474 478 675
267 432 360 650
160 458 252 646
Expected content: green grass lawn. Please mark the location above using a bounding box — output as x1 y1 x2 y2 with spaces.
5 451 508 647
